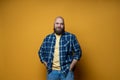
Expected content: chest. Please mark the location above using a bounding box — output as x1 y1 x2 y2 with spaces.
45 37 72 53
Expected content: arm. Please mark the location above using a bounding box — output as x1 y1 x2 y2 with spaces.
70 35 82 71
69 59 78 71
38 38 47 64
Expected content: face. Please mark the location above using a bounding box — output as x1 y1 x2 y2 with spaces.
54 17 65 35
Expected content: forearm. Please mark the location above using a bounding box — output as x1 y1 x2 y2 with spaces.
43 61 47 67
69 59 78 71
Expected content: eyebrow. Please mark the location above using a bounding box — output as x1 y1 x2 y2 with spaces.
55 22 64 24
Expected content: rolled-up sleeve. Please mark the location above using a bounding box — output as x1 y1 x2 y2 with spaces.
72 35 82 60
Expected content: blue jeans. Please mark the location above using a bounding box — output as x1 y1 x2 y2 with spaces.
47 70 74 80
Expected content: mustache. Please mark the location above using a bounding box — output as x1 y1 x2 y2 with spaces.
53 27 65 35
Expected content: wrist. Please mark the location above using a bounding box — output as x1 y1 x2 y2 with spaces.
43 62 47 66
69 65 73 71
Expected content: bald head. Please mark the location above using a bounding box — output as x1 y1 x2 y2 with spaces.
54 16 64 24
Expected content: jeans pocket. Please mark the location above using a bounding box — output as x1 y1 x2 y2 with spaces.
47 71 53 80
66 71 74 80
69 70 74 75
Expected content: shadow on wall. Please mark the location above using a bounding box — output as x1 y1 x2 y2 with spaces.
74 59 88 80
74 61 87 80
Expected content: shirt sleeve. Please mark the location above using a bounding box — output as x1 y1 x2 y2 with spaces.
72 34 82 60
38 38 47 63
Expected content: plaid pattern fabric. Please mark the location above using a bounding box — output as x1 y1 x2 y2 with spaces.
38 32 82 77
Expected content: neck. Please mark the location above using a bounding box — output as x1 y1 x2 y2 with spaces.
55 33 61 36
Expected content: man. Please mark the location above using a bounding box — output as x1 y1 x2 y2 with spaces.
38 16 82 80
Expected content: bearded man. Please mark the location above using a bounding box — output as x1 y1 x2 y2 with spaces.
38 16 82 80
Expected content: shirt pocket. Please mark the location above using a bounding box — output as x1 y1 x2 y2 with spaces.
61 41 70 53
63 41 73 55
46 41 54 50
63 41 70 47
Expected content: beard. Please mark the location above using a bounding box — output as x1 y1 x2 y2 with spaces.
54 27 65 35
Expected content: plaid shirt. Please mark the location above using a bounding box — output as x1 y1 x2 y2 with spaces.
38 32 82 76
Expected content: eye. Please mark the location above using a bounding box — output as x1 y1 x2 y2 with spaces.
56 23 59 25
60 23 64 25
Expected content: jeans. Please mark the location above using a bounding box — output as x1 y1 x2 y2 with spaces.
47 70 74 80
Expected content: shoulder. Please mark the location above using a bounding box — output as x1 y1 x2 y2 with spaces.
45 33 53 38
61 32 77 42
43 33 55 41
64 32 76 38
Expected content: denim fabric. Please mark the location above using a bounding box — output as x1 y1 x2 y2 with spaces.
47 70 74 80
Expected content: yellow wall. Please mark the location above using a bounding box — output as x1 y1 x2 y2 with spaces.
0 0 120 80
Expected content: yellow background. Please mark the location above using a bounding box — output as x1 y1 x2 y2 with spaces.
0 0 120 80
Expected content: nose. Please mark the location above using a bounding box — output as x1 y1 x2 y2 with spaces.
58 23 61 27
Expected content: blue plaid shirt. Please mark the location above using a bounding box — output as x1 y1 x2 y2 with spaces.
38 32 82 76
